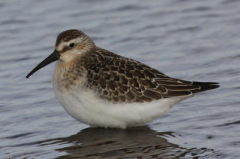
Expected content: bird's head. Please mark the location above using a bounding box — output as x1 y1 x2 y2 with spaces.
26 29 95 78
55 29 95 62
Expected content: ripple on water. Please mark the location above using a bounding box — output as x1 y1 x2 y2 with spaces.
0 0 240 158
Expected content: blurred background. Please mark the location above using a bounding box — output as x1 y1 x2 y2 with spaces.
0 0 240 158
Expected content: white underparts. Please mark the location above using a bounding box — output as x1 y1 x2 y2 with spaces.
53 70 190 128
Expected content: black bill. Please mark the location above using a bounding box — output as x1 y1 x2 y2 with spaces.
26 50 60 78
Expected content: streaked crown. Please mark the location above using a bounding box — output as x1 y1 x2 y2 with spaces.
55 29 96 62
56 30 87 46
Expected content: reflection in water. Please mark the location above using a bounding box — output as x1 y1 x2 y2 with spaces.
40 126 219 159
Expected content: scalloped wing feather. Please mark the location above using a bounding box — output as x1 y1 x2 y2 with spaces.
81 48 218 103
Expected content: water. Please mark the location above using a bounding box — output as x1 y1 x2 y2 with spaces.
0 0 240 158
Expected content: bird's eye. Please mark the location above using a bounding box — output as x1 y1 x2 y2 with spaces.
69 43 75 48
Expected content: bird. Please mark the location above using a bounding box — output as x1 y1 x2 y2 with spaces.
26 29 219 129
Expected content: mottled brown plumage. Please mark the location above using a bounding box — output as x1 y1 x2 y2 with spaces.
74 47 219 104
26 29 220 128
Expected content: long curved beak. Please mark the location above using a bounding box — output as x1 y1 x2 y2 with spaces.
26 50 60 78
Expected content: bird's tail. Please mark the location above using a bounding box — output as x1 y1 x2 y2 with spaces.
192 82 220 93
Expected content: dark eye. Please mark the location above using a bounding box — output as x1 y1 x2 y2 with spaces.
69 43 75 48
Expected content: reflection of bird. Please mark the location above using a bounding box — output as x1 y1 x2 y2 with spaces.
56 127 177 158
44 127 218 158
26 29 219 128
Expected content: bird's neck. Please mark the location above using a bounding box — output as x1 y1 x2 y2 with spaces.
53 58 86 93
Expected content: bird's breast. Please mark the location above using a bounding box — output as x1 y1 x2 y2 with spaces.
52 62 86 93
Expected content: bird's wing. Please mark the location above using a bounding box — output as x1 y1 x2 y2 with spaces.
81 48 217 103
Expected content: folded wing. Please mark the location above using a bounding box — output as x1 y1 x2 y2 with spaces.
82 48 219 103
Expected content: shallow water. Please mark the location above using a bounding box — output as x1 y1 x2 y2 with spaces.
0 0 240 158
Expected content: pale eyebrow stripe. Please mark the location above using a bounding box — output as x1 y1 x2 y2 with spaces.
56 38 82 52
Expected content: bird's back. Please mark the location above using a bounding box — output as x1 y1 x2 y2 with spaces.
79 47 219 104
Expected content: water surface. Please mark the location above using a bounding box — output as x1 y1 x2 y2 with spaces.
0 0 240 158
